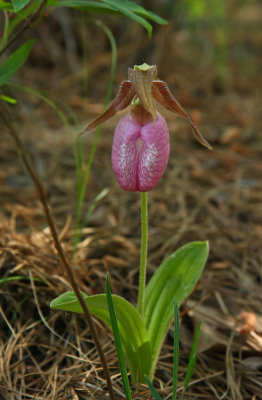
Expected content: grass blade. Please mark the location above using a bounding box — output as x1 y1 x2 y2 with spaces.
0 275 46 284
105 274 132 400
182 320 201 397
183 353 196 393
173 298 179 400
189 320 201 362
82 187 109 226
144 375 162 400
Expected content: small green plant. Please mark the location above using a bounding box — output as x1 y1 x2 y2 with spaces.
51 64 211 383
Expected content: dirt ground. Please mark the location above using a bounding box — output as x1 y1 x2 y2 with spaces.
0 3 262 399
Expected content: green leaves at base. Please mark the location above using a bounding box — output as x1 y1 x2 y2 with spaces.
50 241 208 383
50 290 151 382
0 39 35 87
144 241 208 378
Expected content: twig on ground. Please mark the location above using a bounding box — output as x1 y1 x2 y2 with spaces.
0 103 116 400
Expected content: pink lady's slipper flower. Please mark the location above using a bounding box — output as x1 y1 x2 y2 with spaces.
111 105 170 191
79 64 212 192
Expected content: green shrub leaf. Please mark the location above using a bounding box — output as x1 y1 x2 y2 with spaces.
47 0 167 36
102 0 152 36
105 0 167 25
11 0 30 11
50 291 152 382
0 39 35 87
0 1 14 11
145 241 209 378
47 0 119 14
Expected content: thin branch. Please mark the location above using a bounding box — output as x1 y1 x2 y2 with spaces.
0 23 30 57
0 0 46 57
0 103 116 400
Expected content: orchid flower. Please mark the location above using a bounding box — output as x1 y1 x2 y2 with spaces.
53 68 210 387
79 63 212 192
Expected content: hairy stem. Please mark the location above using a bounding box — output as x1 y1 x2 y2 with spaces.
0 104 115 400
137 191 148 319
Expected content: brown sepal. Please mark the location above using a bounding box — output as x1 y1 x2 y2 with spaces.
152 80 212 150
77 81 135 139
128 66 158 122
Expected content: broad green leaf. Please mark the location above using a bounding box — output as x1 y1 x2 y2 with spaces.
0 1 14 10
0 39 35 87
50 291 152 382
105 275 132 398
11 0 30 11
145 241 209 378
173 299 179 400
